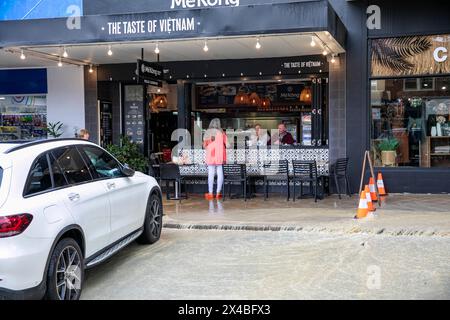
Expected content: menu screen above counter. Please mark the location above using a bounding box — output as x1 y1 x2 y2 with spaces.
195 82 310 110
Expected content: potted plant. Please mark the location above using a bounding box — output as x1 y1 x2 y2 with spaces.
45 121 64 138
378 138 399 167
106 136 148 173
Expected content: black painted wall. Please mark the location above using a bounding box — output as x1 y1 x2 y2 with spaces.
330 0 450 194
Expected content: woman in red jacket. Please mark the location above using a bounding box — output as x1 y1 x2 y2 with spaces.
203 118 228 200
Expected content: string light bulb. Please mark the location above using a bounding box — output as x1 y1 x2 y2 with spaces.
107 45 113 56
20 49 26 60
89 65 93 73
154 43 160 54
331 54 336 64
310 36 316 47
203 40 209 52
63 47 68 58
322 48 328 56
255 38 262 50
57 56 63 67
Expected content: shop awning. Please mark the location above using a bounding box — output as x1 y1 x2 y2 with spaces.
0 0 346 50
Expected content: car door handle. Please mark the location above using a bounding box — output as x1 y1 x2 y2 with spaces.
106 182 116 190
68 193 80 202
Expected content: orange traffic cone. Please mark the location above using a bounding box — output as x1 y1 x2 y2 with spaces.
355 190 369 219
377 172 387 196
369 177 378 202
364 185 376 212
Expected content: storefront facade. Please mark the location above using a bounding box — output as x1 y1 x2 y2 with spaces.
0 0 449 193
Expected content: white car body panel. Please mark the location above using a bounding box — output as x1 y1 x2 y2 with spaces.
0 139 161 295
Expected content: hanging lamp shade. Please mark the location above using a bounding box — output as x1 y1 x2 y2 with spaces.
151 94 168 109
234 91 250 105
261 97 271 108
249 92 261 107
300 87 312 103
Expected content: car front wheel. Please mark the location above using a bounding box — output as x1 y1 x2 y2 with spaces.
137 193 163 244
45 238 84 300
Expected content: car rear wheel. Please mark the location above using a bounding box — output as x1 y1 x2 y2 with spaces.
137 193 163 244
45 238 84 300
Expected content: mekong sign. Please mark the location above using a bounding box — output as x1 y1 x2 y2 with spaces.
170 0 240 9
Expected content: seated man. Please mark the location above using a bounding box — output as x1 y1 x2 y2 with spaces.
272 123 294 145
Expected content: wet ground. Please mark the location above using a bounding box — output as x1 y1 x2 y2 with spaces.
82 228 450 300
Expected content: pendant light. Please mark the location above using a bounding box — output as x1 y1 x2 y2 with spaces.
107 45 113 56
203 39 209 52
249 92 262 107
261 97 271 108
63 47 68 58
310 36 316 47
20 49 26 60
300 87 312 103
57 56 63 67
154 43 160 54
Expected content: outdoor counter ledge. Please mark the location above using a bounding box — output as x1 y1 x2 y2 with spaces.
179 147 330 176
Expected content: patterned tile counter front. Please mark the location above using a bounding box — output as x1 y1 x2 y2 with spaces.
178 148 329 177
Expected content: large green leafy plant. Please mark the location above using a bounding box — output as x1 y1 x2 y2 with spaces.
378 138 399 151
45 121 64 138
106 136 148 172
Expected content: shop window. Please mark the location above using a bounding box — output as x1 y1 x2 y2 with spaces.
0 96 47 141
371 77 450 168
403 78 434 91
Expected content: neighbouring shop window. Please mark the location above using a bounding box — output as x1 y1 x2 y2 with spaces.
370 77 450 168
0 96 47 141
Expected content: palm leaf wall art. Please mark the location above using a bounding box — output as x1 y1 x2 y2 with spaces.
371 36 433 76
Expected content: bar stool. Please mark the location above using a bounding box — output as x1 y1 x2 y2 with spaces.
223 164 249 201
159 163 188 201
291 160 319 202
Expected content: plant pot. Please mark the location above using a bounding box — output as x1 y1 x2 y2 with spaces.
381 150 397 167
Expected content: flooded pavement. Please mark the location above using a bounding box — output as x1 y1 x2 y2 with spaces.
82 228 450 300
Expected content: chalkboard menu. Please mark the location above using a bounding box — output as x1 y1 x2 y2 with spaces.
100 101 113 147
124 85 145 152
196 82 307 108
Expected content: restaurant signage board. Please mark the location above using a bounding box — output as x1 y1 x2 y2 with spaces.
136 60 164 86
0 1 334 47
371 34 450 77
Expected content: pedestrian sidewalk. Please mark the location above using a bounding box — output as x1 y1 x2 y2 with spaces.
162 193 450 237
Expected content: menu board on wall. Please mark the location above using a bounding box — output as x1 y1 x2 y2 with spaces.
196 82 307 109
100 101 113 147
124 85 145 152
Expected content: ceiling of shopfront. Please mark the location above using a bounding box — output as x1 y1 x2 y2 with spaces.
0 32 343 69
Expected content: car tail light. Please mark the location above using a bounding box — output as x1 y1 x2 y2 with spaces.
0 214 33 238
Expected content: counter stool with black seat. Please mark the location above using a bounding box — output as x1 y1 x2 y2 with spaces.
330 157 351 199
223 163 249 201
291 160 319 202
263 160 290 201
159 163 188 201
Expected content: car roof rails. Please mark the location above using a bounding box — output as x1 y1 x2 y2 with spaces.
4 138 89 154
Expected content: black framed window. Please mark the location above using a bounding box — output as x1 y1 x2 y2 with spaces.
51 147 93 184
370 77 450 168
24 154 52 196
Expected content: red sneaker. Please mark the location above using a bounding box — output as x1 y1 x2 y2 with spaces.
215 193 223 200
204 193 214 200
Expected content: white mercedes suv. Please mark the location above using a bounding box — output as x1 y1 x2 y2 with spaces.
0 139 163 300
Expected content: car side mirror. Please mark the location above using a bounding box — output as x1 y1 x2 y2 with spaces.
121 164 135 177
